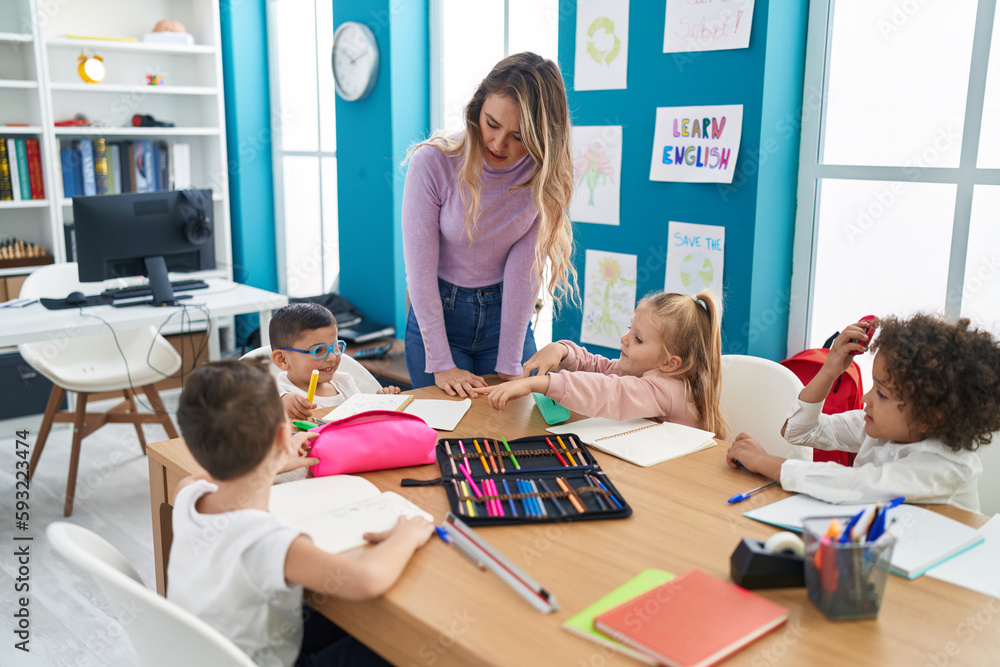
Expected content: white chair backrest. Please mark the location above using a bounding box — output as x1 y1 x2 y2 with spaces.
720 354 811 460
977 435 1000 515
240 345 382 394
20 262 89 299
46 522 255 667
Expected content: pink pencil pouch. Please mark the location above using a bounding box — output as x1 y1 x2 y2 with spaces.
308 410 437 477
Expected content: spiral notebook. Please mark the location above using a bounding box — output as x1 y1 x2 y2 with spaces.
547 418 716 467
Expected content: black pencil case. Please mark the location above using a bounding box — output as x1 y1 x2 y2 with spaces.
401 434 632 526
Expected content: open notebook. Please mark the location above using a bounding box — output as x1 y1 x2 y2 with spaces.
743 494 985 579
547 417 716 467
269 475 432 554
321 394 471 431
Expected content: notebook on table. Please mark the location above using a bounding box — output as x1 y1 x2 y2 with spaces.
743 494 985 579
320 394 471 431
562 569 675 664
269 475 432 554
593 569 788 667
321 393 414 420
547 417 716 467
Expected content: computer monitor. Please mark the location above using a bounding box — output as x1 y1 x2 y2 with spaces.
73 189 215 305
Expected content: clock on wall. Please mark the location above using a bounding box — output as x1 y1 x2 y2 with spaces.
331 21 380 102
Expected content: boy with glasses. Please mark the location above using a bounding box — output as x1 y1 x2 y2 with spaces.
270 303 400 420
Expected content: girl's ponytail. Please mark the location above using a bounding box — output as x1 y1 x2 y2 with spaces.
693 290 728 439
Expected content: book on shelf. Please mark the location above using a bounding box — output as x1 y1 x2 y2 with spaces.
268 475 432 554
133 140 155 193
546 417 717 467
14 139 31 200
172 142 191 189
93 138 109 195
562 569 676 664
0 140 13 200
25 139 43 199
157 141 170 191
593 569 789 667
7 139 22 201
742 494 986 579
75 139 96 196
108 143 121 194
119 141 133 193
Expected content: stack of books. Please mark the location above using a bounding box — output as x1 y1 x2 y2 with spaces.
563 569 788 667
60 138 191 198
0 137 45 201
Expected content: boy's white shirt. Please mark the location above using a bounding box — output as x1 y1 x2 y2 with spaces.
168 480 304 667
780 399 983 513
275 370 360 409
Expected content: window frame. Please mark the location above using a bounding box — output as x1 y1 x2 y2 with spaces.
788 0 1000 353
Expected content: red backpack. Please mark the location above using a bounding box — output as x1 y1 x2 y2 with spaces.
780 348 864 466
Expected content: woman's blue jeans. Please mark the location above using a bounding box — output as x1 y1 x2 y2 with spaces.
405 279 536 389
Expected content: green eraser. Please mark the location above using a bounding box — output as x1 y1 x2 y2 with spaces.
532 393 571 425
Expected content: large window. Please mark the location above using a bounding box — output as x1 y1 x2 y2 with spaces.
266 0 339 297
431 0 560 342
791 0 1000 382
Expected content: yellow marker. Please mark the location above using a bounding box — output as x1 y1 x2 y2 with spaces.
460 480 476 517
556 435 577 466
305 369 319 404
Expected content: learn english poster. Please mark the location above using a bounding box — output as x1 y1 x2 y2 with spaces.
649 105 743 184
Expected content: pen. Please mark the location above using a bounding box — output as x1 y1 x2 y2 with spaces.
501 436 521 470
727 480 779 504
305 369 319 404
437 525 485 568
556 435 577 466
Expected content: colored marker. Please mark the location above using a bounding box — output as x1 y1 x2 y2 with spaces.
291 420 316 431
501 437 521 470
556 435 577 466
460 480 476 517
459 463 484 499
305 369 319 404
545 437 568 467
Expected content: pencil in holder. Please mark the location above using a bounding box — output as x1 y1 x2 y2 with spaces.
802 516 897 620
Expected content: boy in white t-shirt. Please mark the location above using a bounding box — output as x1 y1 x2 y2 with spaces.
169 358 433 666
269 303 400 420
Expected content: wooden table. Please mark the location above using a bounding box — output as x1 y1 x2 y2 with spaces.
147 384 998 667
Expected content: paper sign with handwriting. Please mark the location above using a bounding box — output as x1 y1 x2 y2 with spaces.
570 125 622 225
663 0 756 53
664 221 725 296
649 104 743 183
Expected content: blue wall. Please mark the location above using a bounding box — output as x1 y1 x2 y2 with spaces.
220 0 278 344
333 0 429 335
554 0 808 360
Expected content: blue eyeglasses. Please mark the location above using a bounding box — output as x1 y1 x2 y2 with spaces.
278 340 347 361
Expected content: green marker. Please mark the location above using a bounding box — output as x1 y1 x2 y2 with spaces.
501 436 521 470
292 420 316 431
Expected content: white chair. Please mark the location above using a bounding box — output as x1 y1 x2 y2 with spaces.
47 522 255 667
240 344 383 394
19 264 182 516
978 435 1000 515
720 354 812 460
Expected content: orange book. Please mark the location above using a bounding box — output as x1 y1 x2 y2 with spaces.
593 569 788 667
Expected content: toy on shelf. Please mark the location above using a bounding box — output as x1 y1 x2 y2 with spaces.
54 113 91 127
131 114 174 128
0 239 54 269
142 19 195 46
77 53 106 84
145 74 165 86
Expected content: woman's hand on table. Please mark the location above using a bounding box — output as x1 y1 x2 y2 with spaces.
434 367 488 398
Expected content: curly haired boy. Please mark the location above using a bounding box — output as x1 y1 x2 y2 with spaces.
726 314 1000 512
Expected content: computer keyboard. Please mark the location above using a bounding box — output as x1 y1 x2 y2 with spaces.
102 279 209 300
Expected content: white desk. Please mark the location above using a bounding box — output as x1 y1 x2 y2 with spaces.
0 278 287 357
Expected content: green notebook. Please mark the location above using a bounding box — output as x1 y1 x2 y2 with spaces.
562 569 675 663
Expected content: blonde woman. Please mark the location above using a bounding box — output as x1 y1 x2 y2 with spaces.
402 52 576 396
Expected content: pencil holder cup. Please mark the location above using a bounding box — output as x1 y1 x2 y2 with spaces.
802 517 896 620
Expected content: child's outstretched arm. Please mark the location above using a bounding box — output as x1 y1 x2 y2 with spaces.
521 342 569 377
726 433 784 481
284 515 434 600
472 375 550 411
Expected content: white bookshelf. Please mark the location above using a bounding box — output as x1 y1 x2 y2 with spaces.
0 0 233 282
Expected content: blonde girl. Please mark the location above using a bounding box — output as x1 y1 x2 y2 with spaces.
478 290 728 438
402 52 577 398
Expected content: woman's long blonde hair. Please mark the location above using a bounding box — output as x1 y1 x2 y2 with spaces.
638 290 728 438
405 52 578 304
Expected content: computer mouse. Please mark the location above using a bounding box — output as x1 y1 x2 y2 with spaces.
66 291 87 305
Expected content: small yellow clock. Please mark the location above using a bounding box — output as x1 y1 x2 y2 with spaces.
77 54 106 84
